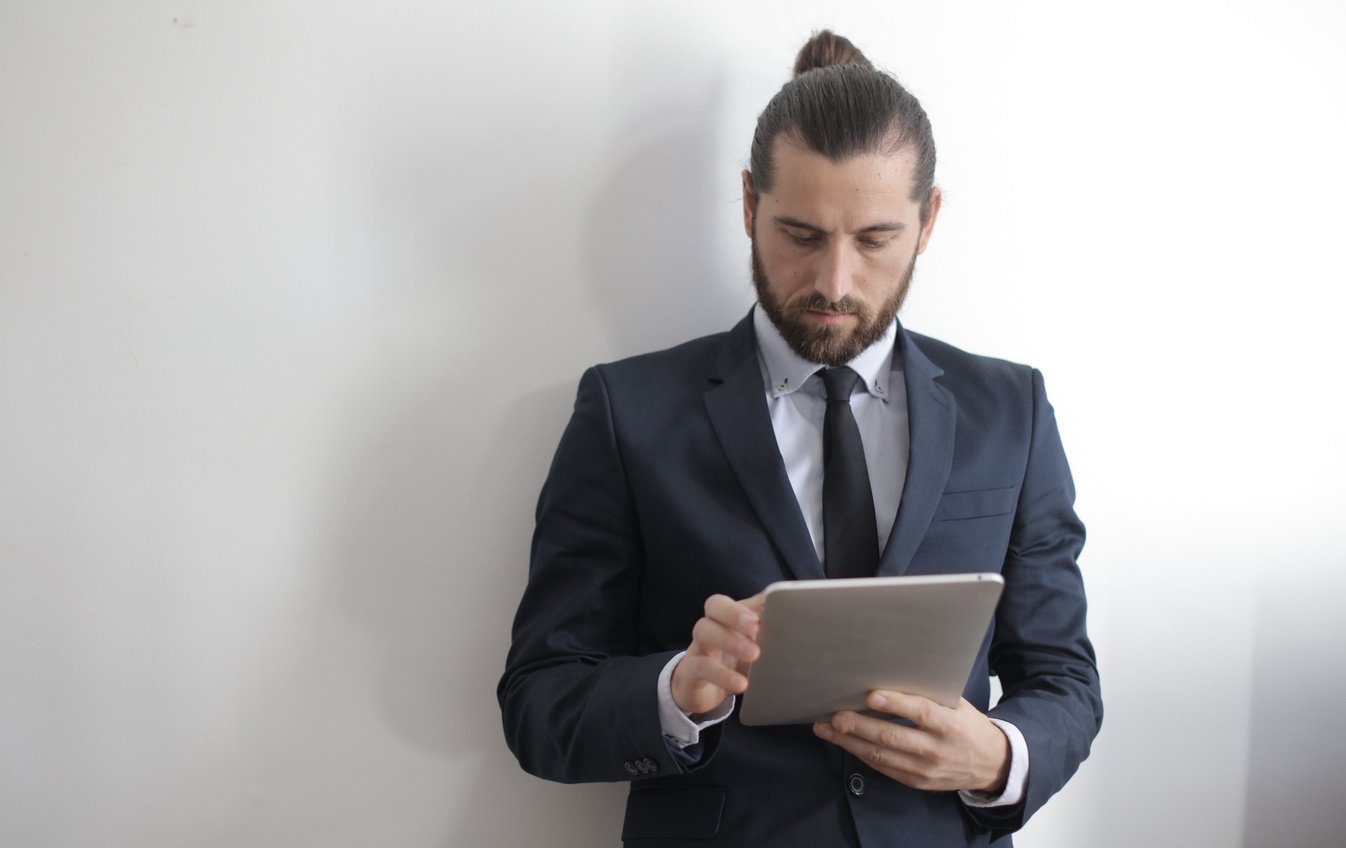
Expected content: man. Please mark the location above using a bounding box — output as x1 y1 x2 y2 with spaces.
499 31 1101 846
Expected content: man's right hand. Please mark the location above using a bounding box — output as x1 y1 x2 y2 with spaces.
670 593 765 717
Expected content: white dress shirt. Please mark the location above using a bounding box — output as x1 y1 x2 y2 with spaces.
752 305 907 563
657 305 1028 808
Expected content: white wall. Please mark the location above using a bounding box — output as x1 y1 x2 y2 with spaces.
2 2 1343 845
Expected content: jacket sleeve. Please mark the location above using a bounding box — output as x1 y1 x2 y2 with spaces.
496 366 720 783
971 368 1103 835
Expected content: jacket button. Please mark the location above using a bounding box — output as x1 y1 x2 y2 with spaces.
641 758 659 774
624 761 639 775
848 773 866 796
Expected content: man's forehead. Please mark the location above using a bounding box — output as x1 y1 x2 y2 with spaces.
763 142 921 219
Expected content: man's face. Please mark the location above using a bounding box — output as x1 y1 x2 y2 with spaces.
744 141 941 367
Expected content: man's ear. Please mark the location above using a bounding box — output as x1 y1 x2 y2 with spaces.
916 186 942 255
741 169 756 238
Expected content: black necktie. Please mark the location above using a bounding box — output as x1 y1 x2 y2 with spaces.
820 367 879 579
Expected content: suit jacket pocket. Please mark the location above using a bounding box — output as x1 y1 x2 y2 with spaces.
932 486 1016 522
621 784 726 842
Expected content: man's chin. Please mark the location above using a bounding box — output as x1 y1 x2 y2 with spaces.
784 324 863 367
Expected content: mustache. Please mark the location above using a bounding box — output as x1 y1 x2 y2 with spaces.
790 294 866 315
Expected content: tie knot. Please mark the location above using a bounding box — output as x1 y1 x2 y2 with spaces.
820 367 863 403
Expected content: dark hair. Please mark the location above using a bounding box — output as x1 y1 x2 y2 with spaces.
749 30 937 223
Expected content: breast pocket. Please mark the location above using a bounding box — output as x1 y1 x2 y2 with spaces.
912 487 1018 573
932 486 1017 522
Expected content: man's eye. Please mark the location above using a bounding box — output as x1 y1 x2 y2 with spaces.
860 238 890 249
788 233 817 246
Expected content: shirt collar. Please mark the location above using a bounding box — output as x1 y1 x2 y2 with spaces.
752 304 896 401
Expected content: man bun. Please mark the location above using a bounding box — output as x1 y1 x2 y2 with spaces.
792 30 872 77
751 30 937 225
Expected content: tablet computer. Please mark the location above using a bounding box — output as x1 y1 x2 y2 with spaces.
738 573 1004 726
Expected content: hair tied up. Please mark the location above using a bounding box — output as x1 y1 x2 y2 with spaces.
793 30 873 77
752 31 937 224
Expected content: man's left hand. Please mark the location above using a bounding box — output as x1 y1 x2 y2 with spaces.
813 691 1010 794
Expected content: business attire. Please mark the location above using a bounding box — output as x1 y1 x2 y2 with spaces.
498 310 1102 846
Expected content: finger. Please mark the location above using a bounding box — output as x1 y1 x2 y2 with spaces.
813 721 925 785
671 657 740 716
828 710 929 758
866 690 944 731
704 594 761 639
689 616 759 663
676 652 750 695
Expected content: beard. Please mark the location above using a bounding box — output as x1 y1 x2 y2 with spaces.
751 237 916 368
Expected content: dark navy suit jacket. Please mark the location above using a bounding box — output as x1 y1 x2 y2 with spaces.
499 313 1102 846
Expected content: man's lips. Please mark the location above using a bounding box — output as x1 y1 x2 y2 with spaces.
804 309 857 325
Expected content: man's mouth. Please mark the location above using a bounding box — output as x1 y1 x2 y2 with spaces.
805 310 856 324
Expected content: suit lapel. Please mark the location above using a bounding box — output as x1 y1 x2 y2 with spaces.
878 327 957 577
704 314 825 581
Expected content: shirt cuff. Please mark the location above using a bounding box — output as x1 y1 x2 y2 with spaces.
958 718 1029 808
656 651 735 748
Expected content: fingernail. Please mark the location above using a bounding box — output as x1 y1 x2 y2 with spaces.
814 723 833 740
739 613 758 630
870 693 886 709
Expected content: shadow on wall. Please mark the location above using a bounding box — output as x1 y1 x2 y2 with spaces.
327 374 625 844
584 58 752 356
1241 545 1346 848
311 29 747 848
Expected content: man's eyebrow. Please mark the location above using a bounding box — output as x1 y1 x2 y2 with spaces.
772 215 825 233
855 222 905 234
771 215 906 235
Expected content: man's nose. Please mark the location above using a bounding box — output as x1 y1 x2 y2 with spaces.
816 245 856 303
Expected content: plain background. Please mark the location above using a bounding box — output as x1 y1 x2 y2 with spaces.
3 2 1344 846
